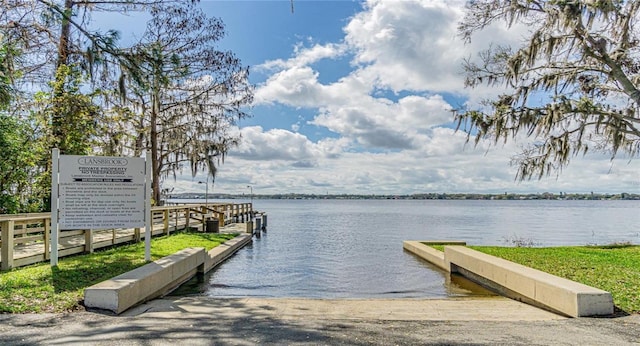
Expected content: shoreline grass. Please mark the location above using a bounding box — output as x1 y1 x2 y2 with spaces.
0 231 237 313
424 243 640 314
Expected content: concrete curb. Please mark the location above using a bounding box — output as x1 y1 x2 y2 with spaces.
203 233 252 273
403 241 614 317
403 240 466 271
84 233 252 314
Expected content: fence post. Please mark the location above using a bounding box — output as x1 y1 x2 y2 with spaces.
84 229 94 253
44 218 50 260
163 209 170 235
1 220 15 270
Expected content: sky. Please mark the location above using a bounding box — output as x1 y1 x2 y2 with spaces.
105 0 640 196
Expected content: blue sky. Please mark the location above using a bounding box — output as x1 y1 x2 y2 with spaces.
102 0 640 195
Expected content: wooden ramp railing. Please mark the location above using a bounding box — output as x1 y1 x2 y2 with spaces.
0 203 252 270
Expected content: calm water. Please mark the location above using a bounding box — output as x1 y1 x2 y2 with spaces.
171 199 640 298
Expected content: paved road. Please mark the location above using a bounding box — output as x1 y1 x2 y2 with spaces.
0 297 638 345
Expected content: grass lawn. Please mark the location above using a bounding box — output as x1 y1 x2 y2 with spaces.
425 243 640 314
0 232 237 313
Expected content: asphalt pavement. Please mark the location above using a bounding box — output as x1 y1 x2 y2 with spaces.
0 296 638 345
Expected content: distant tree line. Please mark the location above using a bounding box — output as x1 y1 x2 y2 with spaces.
169 192 640 201
0 0 252 213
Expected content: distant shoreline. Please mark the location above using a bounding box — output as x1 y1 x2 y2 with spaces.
167 192 640 201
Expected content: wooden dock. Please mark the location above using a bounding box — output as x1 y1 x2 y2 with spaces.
0 203 254 270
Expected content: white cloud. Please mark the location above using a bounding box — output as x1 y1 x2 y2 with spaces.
176 126 640 195
344 0 466 92
233 126 320 164
254 66 325 106
258 43 348 71
167 0 640 196
310 92 452 150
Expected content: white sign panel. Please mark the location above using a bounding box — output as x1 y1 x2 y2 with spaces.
58 155 146 229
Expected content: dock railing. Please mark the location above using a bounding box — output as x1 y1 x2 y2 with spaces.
0 202 252 271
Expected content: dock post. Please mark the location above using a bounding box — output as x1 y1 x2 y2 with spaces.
254 218 261 238
255 216 262 232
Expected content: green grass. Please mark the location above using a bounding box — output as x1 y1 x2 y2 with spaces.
429 244 445 252
468 245 640 314
0 232 237 313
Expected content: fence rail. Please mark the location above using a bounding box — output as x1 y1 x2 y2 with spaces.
0 203 252 271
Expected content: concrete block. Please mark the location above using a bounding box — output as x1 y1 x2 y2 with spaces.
84 247 205 314
402 241 464 271
444 246 613 317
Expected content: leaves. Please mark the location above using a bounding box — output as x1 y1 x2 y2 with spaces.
110 3 254 203
1 0 254 210
0 113 41 213
455 0 640 180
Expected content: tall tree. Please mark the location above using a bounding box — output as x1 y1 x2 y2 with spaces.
115 4 253 203
0 0 164 211
1 0 162 153
455 0 640 180
0 38 15 107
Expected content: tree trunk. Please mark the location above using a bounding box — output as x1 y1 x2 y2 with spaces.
52 0 73 153
150 76 161 205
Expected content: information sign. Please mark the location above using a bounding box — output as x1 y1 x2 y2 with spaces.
58 155 146 229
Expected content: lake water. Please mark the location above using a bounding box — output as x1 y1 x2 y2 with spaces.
170 199 640 299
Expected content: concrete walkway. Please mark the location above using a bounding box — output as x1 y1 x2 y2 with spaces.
1 297 638 345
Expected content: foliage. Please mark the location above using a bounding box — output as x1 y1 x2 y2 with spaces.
0 38 16 107
0 0 161 87
0 0 164 211
112 3 253 203
0 0 252 210
471 245 640 314
0 231 237 313
37 64 100 155
0 114 41 213
455 0 640 180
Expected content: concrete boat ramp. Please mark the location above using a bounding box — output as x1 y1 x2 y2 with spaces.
1 297 639 345
125 296 565 322
44 236 636 345
2 229 638 344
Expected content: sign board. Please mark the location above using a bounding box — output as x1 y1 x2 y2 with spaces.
58 155 146 229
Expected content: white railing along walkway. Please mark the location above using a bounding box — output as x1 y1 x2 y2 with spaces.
0 203 253 270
